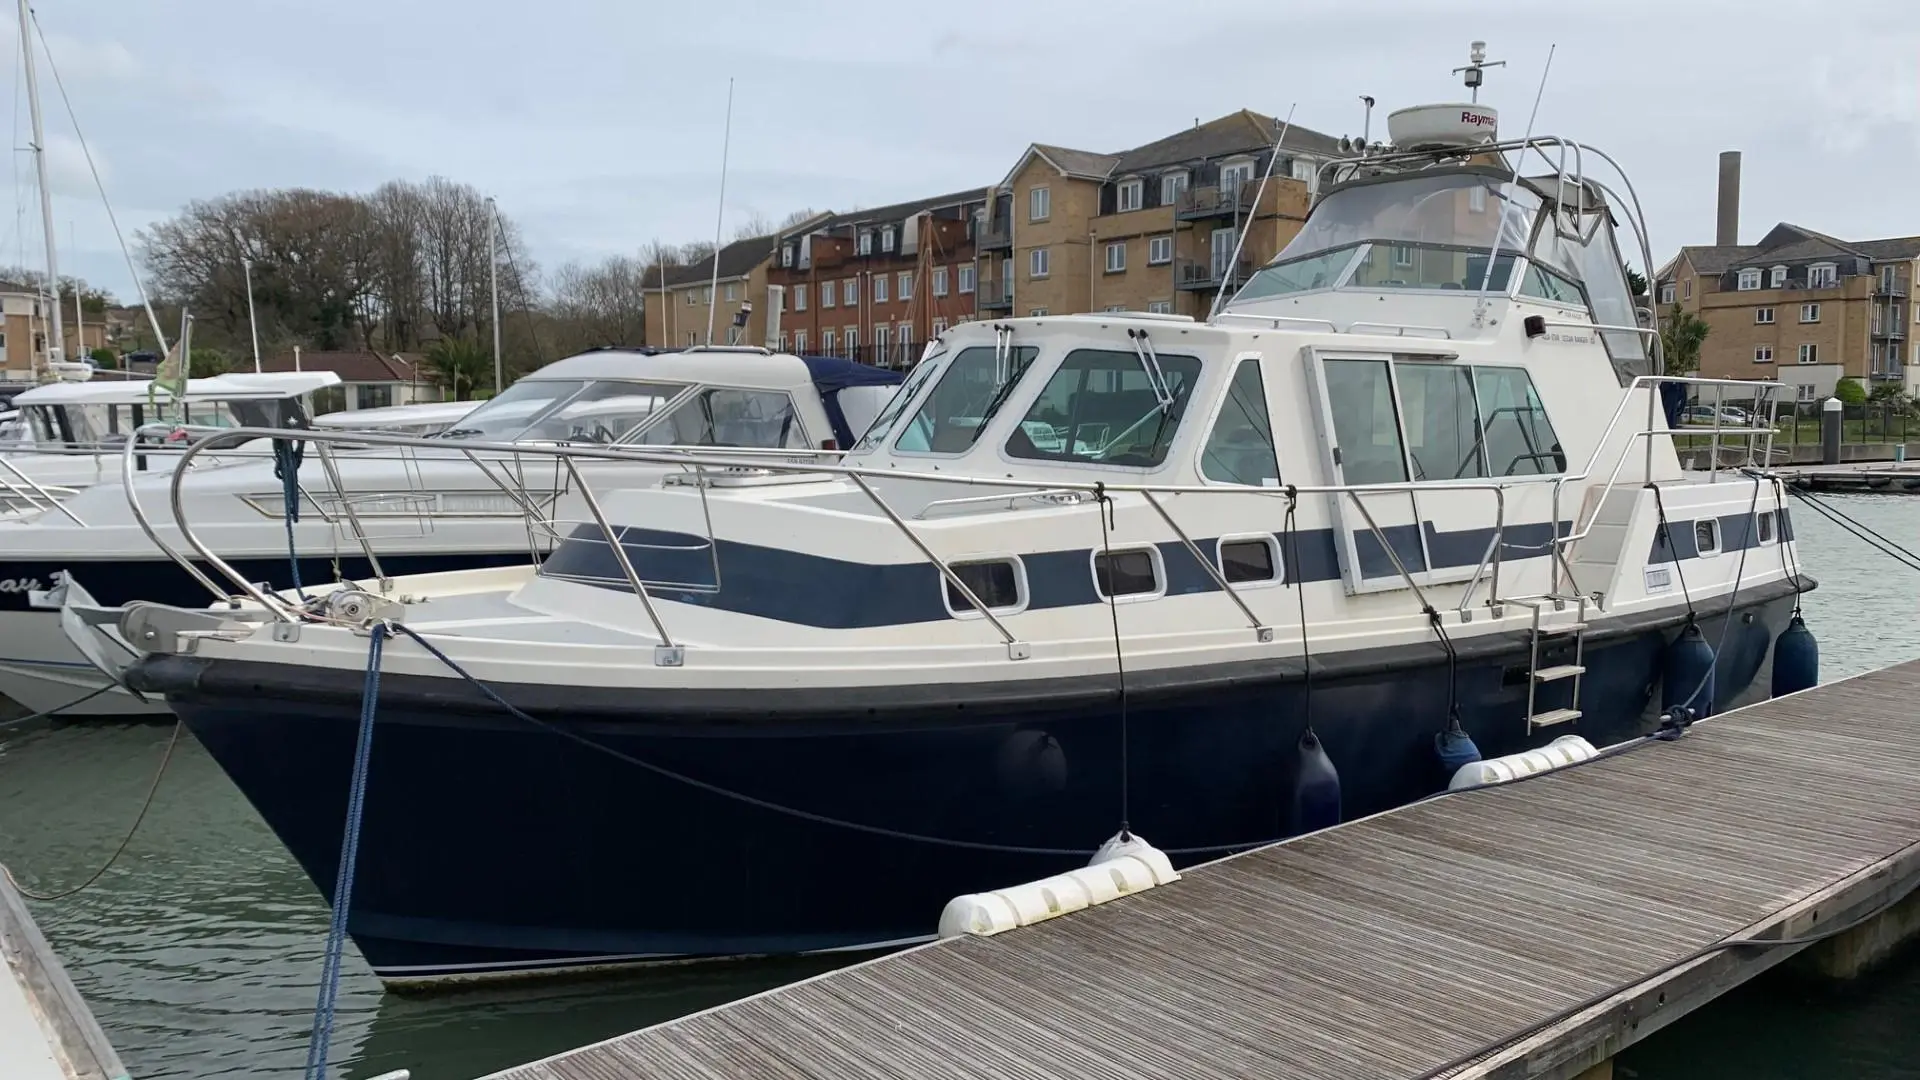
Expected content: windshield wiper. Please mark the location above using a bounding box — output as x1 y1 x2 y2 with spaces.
433 427 485 440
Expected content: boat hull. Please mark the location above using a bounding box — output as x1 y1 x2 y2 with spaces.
151 586 1800 983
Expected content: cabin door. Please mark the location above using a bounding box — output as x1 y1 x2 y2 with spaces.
1303 347 1435 595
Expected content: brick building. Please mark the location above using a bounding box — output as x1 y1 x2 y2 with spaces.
641 222 832 351
767 190 988 367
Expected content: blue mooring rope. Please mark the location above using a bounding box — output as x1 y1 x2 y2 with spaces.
303 622 386 1080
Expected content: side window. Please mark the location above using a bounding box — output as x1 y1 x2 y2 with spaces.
1093 548 1161 598
895 345 1038 454
1396 363 1483 481
1322 358 1408 485
633 388 805 448
1757 511 1776 544
1519 263 1584 305
1005 348 1204 467
1200 358 1280 486
944 559 1024 615
1471 367 1564 476
1218 537 1280 584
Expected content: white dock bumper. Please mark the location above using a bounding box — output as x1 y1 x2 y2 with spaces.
937 832 1180 939
1448 734 1600 790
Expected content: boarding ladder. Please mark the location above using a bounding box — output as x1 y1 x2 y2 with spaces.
1500 594 1590 731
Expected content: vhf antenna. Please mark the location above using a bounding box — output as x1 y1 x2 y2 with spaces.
1452 40 1505 102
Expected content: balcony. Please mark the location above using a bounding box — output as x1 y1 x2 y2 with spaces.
1175 184 1257 222
977 276 1013 310
1871 323 1907 340
976 220 1012 251
1174 256 1254 292
1876 281 1908 297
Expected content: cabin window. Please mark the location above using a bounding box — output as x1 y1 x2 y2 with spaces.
1396 362 1484 480
851 352 945 451
1218 537 1280 584
944 558 1024 615
1322 358 1408 485
632 388 806 449
1518 263 1583 305
1472 366 1564 476
1200 358 1280 486
1004 348 1203 468
437 378 688 443
1757 511 1776 544
895 345 1040 454
1093 547 1161 599
1694 519 1720 555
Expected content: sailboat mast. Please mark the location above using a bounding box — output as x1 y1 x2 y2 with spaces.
18 0 64 375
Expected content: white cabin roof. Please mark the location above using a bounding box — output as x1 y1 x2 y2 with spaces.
521 348 817 392
311 401 476 429
12 370 341 406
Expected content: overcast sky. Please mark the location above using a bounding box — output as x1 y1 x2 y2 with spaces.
4 0 1916 304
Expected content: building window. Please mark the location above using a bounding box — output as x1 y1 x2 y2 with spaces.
957 264 976 294
844 327 858 356
1769 266 1786 288
1029 186 1050 221
724 282 738 302
932 267 949 297
875 325 891 357
794 329 808 352
1147 300 1172 314
1105 241 1126 273
1290 157 1314 183
932 318 947 337
1737 269 1761 290
1220 160 1254 191
1030 247 1050 279
822 282 835 308
821 330 835 352
1116 179 1143 213
1799 343 1818 364
859 231 873 255
781 245 794 268
1029 308 1048 316
778 332 789 352
898 271 912 299
1683 279 1693 300
685 290 696 306
881 227 895 253
1754 345 1773 363
843 279 857 306
874 274 889 303
897 323 913 364
1161 171 1188 204
1103 304 1127 312
1755 307 1774 324
1882 265 1899 291
1809 263 1838 288
1468 185 1487 213
795 284 808 311
1797 384 1816 402
1149 236 1173 265
1800 303 1820 323
1391 244 1414 268
1659 282 1676 304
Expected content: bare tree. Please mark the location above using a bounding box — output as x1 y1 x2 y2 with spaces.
547 255 651 354
730 212 776 242
779 207 823 229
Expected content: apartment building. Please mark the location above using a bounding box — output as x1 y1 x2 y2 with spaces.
767 190 988 366
1 279 108 378
981 110 1342 321
641 226 822 351
1660 225 1919 400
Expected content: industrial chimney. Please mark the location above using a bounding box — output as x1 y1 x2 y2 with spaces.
1716 150 1741 247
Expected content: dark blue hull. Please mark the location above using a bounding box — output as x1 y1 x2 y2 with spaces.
144 586 1801 983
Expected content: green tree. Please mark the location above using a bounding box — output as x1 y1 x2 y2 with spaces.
423 338 491 400
190 347 234 377
1660 304 1709 375
1833 376 1867 405
88 347 117 369
1625 268 1649 302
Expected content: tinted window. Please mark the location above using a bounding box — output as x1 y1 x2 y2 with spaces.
1757 512 1774 543
945 560 1021 612
1396 362 1483 481
1094 549 1159 597
1472 367 1564 476
896 345 1038 454
1007 348 1203 468
1322 358 1407 485
1220 539 1278 583
1201 359 1280 486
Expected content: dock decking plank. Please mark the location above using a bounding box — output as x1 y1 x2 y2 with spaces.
487 662 1920 1080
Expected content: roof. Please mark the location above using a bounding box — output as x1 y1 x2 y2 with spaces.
1667 223 1920 281
12 370 340 406
1004 110 1343 188
311 400 477 429
647 233 782 291
805 188 991 236
257 350 425 383
520 347 821 391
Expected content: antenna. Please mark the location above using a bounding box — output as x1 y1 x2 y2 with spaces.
704 77 736 348
1208 103 1295 324
1359 95 1375 145
1452 39 1506 103
1475 42 1556 309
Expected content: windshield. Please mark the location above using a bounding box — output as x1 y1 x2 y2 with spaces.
631 387 807 448
895 345 1040 454
850 354 944 452
438 379 689 443
1005 348 1204 468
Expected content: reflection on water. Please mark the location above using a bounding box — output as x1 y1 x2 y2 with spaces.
1 496 1918 1079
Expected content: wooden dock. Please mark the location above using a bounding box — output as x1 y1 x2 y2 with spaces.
0 868 126 1080
1777 461 1920 493
486 663 1920 1080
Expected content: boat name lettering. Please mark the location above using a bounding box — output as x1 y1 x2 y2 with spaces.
0 578 43 594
